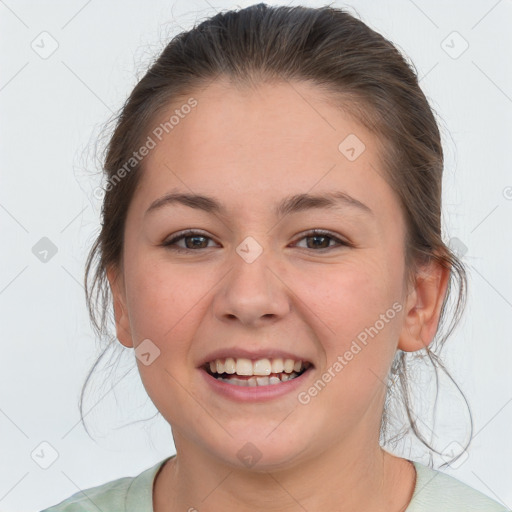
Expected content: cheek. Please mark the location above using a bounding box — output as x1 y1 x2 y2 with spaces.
123 257 209 351
297 256 403 387
123 261 209 424
297 257 397 336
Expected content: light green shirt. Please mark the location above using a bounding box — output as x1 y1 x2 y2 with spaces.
40 455 509 511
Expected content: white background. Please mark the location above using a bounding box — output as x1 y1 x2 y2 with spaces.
1 0 511 510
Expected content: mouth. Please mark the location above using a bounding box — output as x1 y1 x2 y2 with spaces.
202 357 314 387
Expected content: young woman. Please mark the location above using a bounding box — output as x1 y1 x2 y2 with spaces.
41 3 509 511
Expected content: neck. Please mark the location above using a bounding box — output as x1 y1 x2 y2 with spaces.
154 431 416 512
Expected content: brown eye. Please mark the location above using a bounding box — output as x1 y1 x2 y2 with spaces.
161 228 350 254
293 229 349 251
162 230 217 252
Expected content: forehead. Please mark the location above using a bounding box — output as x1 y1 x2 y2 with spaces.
130 79 400 225
153 79 369 170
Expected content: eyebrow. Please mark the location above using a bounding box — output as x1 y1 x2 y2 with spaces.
144 189 374 219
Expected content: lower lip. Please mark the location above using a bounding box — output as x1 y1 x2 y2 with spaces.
199 366 314 402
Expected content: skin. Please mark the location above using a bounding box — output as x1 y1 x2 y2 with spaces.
107 79 450 511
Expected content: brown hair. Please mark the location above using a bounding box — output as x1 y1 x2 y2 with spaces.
82 3 471 465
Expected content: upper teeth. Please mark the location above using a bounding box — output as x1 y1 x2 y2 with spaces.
208 357 308 376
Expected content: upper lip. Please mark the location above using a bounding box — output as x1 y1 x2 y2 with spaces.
197 347 314 368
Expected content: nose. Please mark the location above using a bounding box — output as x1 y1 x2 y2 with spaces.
212 243 291 328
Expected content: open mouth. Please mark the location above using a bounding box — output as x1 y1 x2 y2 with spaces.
203 357 313 387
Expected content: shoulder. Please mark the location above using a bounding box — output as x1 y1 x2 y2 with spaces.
39 476 133 512
39 456 172 512
407 461 510 512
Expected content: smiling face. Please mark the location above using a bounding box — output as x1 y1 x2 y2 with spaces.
107 78 433 470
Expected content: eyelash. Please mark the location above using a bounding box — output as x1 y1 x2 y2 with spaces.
161 229 350 253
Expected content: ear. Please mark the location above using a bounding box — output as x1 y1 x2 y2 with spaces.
398 260 451 352
106 264 134 348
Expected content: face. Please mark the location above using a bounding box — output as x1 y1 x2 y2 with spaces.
107 79 426 470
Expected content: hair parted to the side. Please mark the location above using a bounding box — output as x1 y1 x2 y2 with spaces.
82 3 471 467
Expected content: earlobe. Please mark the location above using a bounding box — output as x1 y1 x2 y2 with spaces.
106 265 134 349
397 261 451 353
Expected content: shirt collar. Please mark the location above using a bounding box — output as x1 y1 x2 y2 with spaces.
125 455 176 512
